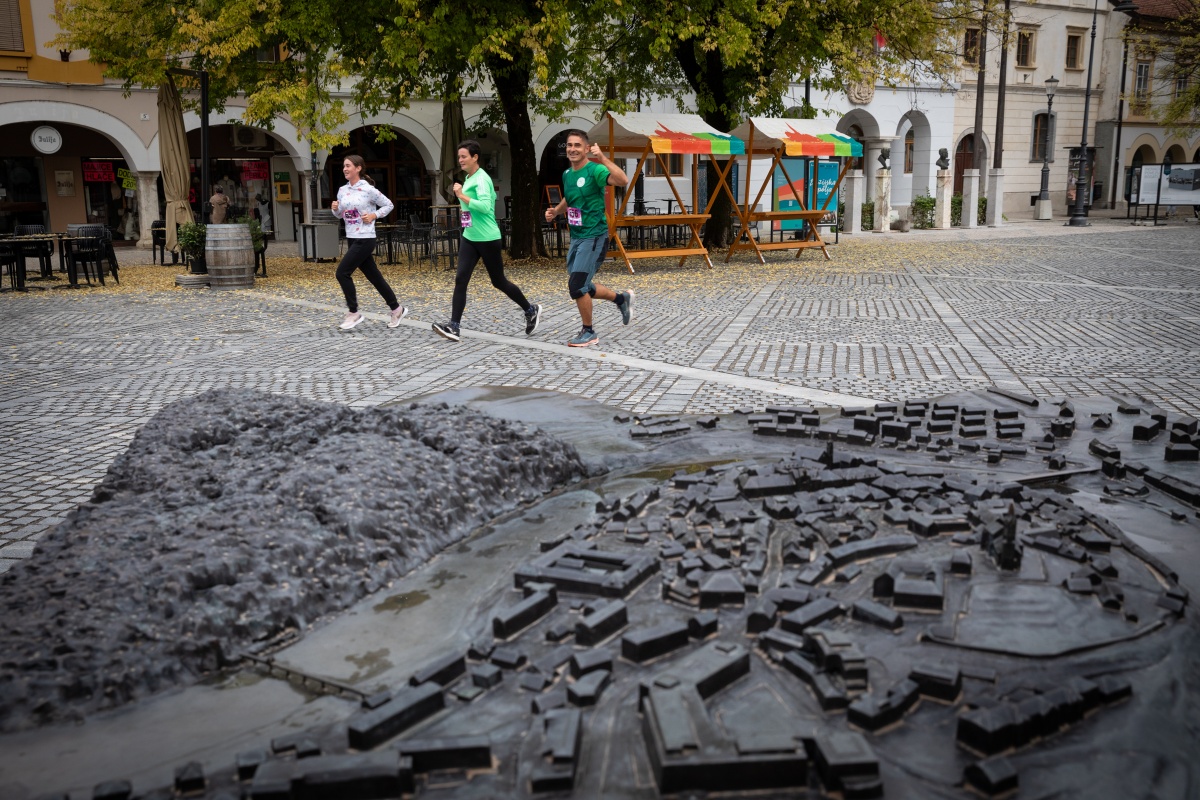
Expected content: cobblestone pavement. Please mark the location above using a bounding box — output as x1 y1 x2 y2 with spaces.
2 217 1199 572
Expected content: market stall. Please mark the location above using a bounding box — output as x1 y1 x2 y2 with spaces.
587 113 744 273
727 118 862 262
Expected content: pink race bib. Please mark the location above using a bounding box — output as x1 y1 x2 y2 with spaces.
461 211 472 228
567 207 582 226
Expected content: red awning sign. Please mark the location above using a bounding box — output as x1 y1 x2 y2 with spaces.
82 161 115 183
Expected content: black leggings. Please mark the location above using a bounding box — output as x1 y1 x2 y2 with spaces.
451 237 530 323
336 237 399 313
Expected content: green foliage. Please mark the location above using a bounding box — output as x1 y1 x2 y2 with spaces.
911 193 936 229
177 222 206 258
861 201 874 231
53 0 351 148
235 216 265 252
1127 9 1200 134
948 195 988 226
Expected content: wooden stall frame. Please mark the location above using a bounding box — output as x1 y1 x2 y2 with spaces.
728 122 854 264
597 114 740 274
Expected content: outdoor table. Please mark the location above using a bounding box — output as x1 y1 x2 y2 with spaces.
3 233 88 289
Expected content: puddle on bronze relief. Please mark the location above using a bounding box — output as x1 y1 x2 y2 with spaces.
343 648 393 684
426 569 463 590
625 458 743 482
372 589 431 615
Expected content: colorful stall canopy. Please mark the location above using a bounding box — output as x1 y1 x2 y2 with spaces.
588 113 745 156
728 118 863 158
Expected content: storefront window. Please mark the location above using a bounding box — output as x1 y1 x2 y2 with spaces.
191 158 272 227
80 158 139 239
0 156 48 234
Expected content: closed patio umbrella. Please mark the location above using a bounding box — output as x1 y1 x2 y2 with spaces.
439 81 467 201
157 75 194 255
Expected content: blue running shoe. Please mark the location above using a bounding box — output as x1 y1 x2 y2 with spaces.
568 327 599 348
617 290 634 325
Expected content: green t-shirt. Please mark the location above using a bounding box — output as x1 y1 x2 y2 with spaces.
459 168 501 242
562 161 611 240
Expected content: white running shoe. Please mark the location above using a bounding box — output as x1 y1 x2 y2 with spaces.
387 306 409 328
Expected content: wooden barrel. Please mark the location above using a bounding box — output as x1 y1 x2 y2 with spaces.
205 223 255 290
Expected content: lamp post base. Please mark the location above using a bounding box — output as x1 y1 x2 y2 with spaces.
1035 198 1053 220
1066 214 1091 227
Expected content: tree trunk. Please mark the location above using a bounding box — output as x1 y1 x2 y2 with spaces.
489 58 545 259
703 158 734 249
676 43 738 250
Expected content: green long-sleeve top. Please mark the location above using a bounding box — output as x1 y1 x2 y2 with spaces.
459 169 501 242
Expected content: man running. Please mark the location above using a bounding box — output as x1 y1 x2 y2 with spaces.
544 130 634 347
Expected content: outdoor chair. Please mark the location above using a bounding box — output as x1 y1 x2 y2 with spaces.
14 224 53 278
65 225 107 286
98 226 120 284
151 220 169 265
0 239 22 291
429 222 460 270
254 235 268 277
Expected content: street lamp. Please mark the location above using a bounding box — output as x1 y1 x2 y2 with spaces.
1069 0 1140 225
1109 0 1139 209
1037 77 1059 220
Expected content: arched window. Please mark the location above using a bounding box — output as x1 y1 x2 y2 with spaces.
1031 112 1055 162
846 124 864 171
903 130 914 174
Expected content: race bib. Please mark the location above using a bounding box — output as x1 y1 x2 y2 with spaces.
461 211 472 228
567 207 582 226
344 208 361 225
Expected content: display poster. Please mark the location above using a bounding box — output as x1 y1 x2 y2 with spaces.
1065 147 1096 207
81 161 115 183
117 167 137 191
1139 164 1163 206
54 170 75 196
1158 163 1200 206
776 159 840 230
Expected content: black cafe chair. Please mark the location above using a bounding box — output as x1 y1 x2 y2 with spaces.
151 220 169 265
65 225 107 286
254 235 268 277
0 239 23 291
14 224 53 278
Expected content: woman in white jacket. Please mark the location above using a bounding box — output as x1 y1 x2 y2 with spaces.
330 155 408 330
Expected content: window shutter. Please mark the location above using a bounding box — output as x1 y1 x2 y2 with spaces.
0 0 26 52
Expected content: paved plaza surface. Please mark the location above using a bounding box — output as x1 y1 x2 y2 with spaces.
2 216 1199 574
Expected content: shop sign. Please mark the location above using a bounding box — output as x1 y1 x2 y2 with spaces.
82 161 116 182
32 126 63 154
117 167 137 191
241 161 269 181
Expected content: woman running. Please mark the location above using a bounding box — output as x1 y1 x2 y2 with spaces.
330 155 408 330
431 139 540 341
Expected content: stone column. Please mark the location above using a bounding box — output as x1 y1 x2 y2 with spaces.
135 171 160 249
962 169 980 229
843 170 864 234
934 170 953 229
1035 187 1053 220
986 168 1005 227
300 171 315 223
873 169 891 232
